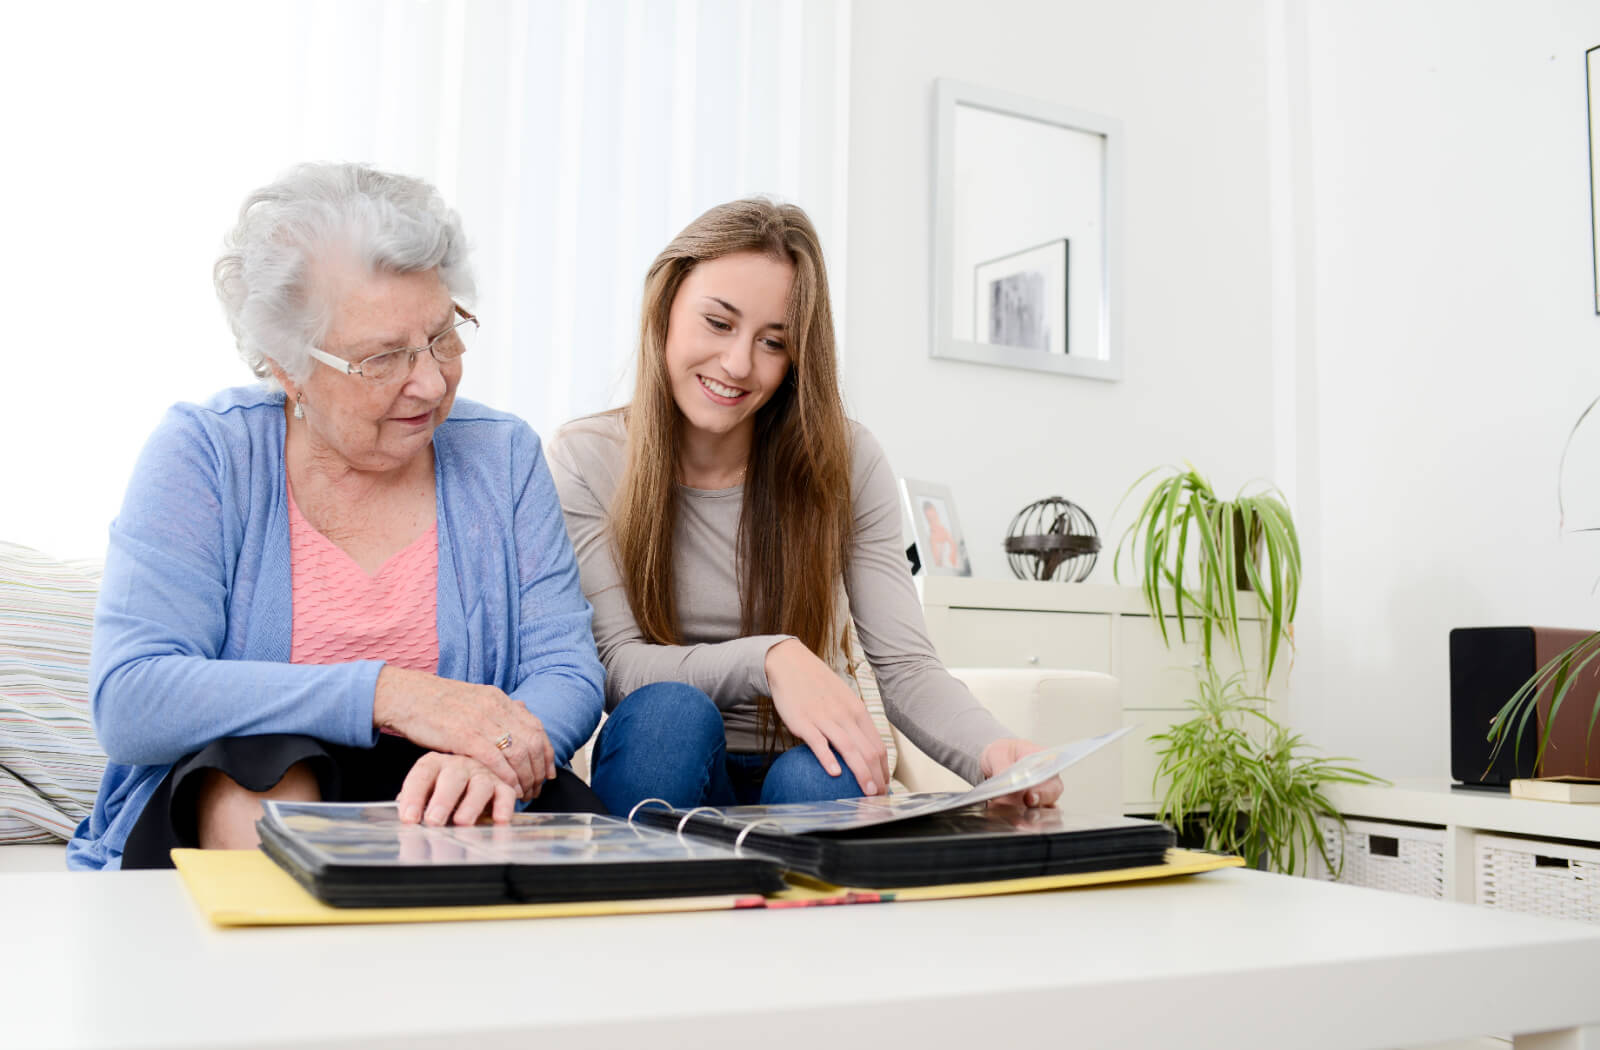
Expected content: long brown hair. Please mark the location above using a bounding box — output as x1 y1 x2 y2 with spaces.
611 198 853 748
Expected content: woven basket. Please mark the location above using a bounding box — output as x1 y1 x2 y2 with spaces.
1315 815 1446 899
1475 832 1600 923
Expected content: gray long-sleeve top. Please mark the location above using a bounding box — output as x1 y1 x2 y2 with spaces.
547 412 1011 784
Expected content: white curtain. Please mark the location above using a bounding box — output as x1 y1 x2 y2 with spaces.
0 0 851 559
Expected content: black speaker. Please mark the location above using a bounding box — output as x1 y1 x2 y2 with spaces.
1449 626 1590 788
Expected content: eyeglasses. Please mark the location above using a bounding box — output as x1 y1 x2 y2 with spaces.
305 303 478 383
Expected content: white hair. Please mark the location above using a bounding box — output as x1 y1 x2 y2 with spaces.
214 163 475 389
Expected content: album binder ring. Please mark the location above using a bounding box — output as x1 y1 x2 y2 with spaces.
676 807 718 838
626 798 672 824
734 819 784 855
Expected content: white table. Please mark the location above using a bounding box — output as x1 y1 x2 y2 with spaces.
5 865 1600 1050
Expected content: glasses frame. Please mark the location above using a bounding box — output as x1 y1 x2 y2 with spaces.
305 302 479 382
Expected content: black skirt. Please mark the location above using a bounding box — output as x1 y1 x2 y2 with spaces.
121 733 606 870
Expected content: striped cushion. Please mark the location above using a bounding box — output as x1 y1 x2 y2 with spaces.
0 542 106 843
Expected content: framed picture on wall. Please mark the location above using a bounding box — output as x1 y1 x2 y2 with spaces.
900 478 973 577
1589 43 1600 314
974 238 1069 355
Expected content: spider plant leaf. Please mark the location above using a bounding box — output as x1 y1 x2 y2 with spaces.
1534 640 1600 772
1194 502 1226 665
1113 467 1164 577
1537 657 1577 769
1140 478 1180 641
1486 654 1567 765
1253 501 1296 683
1113 465 1167 529
1171 494 1193 640
1557 392 1600 532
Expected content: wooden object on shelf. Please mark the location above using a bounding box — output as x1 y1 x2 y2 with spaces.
1509 776 1600 804
914 577 1282 811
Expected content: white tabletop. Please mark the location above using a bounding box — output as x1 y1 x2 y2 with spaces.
5 865 1600 1050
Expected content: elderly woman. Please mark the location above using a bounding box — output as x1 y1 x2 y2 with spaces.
67 163 606 871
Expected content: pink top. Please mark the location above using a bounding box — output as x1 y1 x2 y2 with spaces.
288 481 440 675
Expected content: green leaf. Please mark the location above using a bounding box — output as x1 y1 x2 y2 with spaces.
1152 665 1386 874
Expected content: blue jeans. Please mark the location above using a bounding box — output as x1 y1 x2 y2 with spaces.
589 682 863 815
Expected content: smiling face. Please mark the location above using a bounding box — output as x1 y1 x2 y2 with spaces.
662 251 794 456
277 265 460 476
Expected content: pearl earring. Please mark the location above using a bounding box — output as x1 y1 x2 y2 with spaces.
293 394 305 420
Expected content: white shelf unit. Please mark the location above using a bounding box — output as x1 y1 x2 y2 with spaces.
1323 779 1600 910
915 576 1284 811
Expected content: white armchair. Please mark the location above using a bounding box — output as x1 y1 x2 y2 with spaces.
892 668 1122 815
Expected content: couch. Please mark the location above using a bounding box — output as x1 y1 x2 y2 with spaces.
0 540 1122 873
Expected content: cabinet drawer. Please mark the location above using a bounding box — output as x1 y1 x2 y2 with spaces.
1476 833 1600 922
1315 817 1447 899
1121 701 1274 812
1121 709 1184 811
931 608 1112 672
1116 614 1278 708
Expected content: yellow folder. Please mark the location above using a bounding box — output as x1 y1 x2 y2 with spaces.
173 847 1243 928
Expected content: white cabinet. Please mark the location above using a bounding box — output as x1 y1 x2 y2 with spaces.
916 577 1283 811
1322 780 1600 921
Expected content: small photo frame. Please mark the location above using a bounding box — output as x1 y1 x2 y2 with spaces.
900 478 973 577
974 238 1069 355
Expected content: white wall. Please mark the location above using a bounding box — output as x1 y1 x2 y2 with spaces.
1292 1 1600 777
847 0 1600 781
843 1 1280 584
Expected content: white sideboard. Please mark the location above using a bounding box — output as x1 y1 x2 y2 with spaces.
916 576 1284 811
1323 779 1600 906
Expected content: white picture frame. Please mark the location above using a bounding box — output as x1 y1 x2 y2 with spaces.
931 78 1123 381
974 238 1069 356
1589 43 1600 314
900 478 973 577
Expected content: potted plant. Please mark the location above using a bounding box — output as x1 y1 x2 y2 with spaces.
1116 462 1382 873
1152 667 1387 873
1114 464 1301 684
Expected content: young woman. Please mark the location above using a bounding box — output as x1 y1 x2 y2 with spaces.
548 198 1061 815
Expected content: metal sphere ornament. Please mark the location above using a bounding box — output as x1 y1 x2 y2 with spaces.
1004 497 1101 582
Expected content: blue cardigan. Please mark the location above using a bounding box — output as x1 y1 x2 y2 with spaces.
68 386 605 870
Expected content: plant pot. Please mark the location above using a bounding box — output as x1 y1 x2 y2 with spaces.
1229 508 1262 593
1169 811 1269 871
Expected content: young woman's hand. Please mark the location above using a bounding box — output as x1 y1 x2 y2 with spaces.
373 665 556 801
979 738 1064 808
395 751 518 826
764 639 891 795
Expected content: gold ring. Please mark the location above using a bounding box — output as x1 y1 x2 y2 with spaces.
494 731 513 751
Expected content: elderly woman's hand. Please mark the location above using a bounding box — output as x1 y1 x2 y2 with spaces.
395 751 518 826
374 666 556 800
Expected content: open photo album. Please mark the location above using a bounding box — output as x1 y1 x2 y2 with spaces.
256 726 1171 907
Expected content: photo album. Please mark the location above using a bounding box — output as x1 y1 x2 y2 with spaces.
256 726 1173 908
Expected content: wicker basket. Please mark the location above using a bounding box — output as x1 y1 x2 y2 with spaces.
1315 815 1446 899
1475 832 1600 923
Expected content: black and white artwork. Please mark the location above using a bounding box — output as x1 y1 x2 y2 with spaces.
974 239 1069 355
